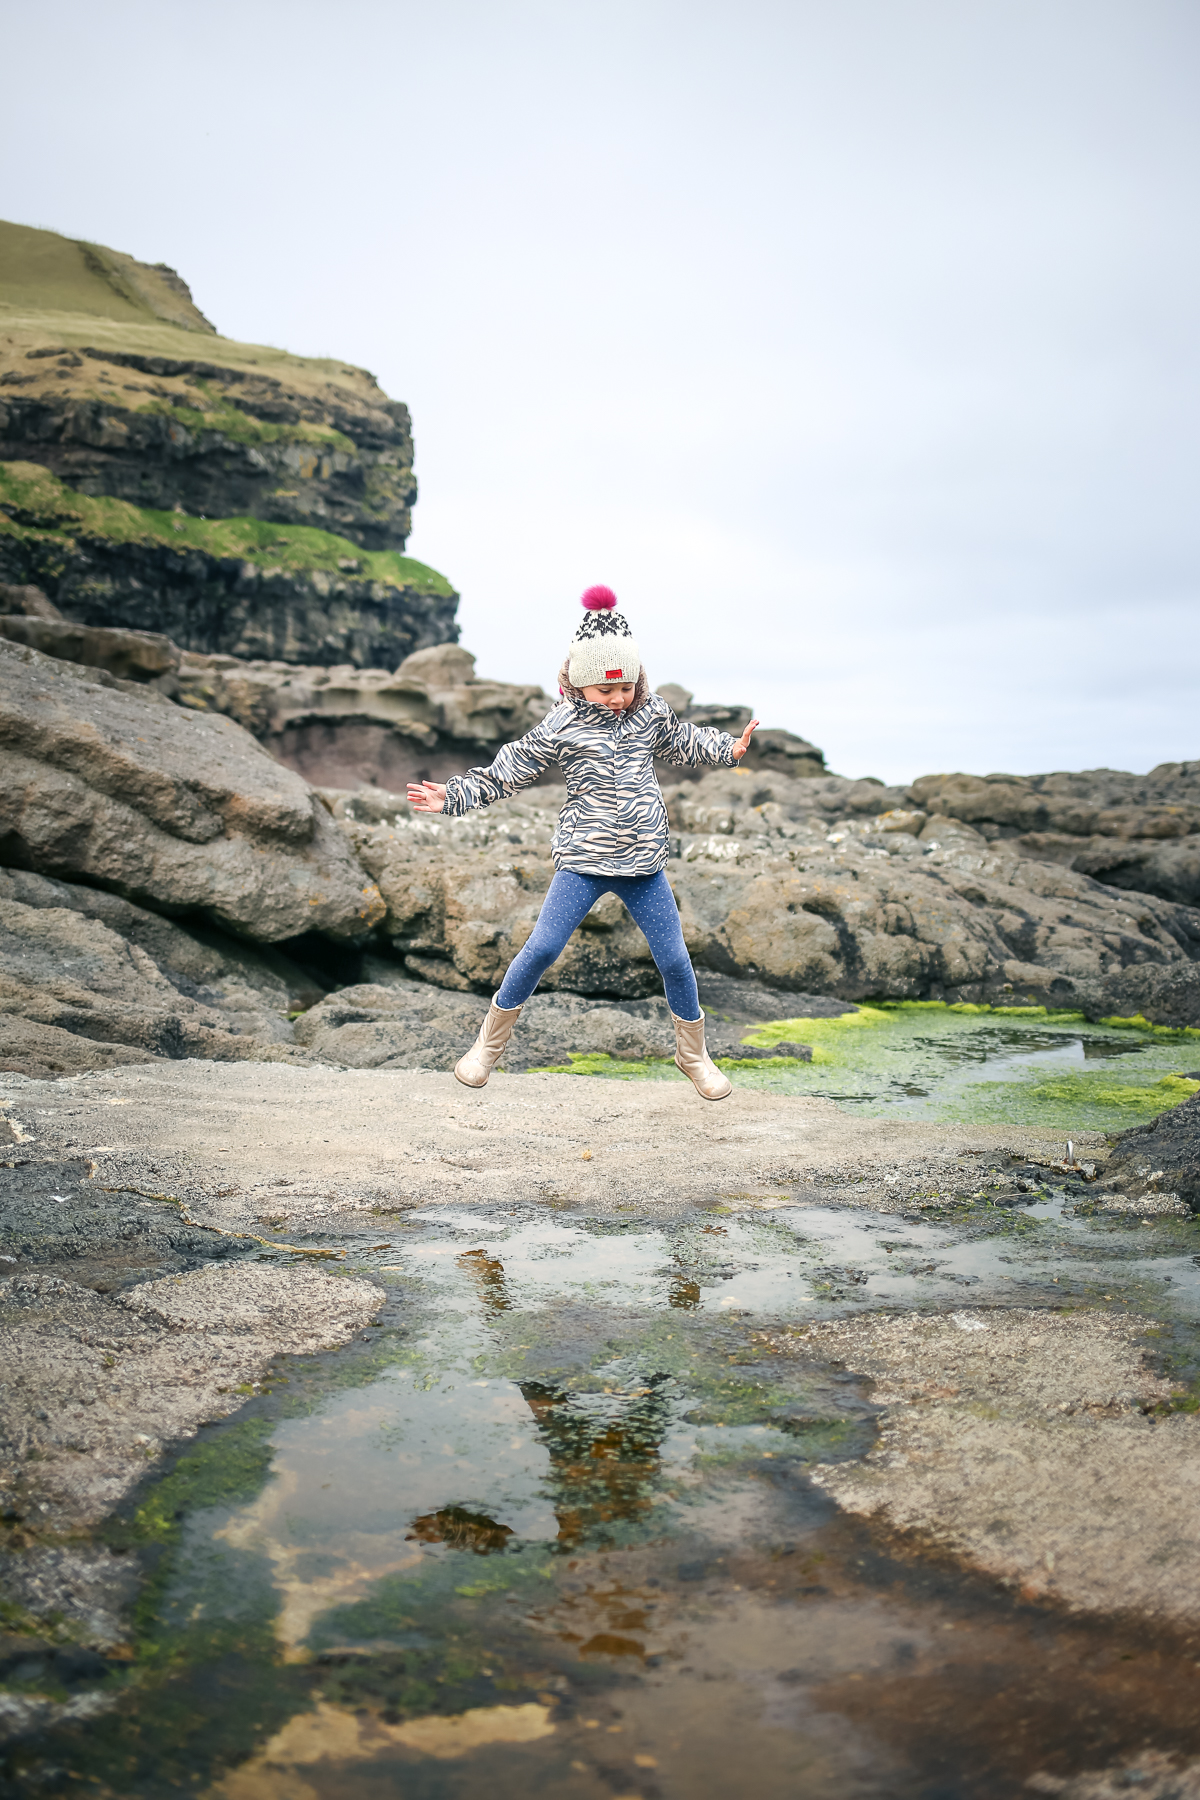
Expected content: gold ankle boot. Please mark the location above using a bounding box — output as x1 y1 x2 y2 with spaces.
671 1009 732 1101
454 1000 522 1088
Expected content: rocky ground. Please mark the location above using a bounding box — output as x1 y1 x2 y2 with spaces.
911 766 1200 907
4 1063 1088 1229
0 1056 1156 1554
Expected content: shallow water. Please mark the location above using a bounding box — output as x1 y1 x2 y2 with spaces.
14 1181 1200 1799
546 1003 1200 1133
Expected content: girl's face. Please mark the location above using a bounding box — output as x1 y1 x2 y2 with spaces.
580 682 637 712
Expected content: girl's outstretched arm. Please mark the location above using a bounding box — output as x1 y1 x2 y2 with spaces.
435 715 560 817
407 781 446 813
656 705 759 769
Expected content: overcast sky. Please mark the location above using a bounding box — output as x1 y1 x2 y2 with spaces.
4 0 1197 782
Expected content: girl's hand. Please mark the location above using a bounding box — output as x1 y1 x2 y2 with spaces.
407 781 447 814
730 718 760 761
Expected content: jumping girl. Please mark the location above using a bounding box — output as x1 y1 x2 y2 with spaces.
406 587 758 1099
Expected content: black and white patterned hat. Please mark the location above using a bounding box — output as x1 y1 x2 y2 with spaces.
567 586 642 687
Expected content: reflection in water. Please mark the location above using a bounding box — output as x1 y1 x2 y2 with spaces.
669 1274 702 1310
456 1248 511 1314
208 1700 556 1797
406 1506 514 1554
521 1379 673 1548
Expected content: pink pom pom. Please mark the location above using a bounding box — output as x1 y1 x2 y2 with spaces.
580 585 617 611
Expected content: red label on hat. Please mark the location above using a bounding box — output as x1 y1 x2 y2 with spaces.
605 668 623 680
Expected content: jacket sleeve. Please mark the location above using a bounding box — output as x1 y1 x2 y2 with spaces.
442 714 560 815
653 707 738 770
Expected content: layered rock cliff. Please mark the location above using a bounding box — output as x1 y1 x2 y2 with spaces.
0 220 457 663
0 462 456 667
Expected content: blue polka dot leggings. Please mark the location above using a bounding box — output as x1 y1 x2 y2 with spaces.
495 869 700 1019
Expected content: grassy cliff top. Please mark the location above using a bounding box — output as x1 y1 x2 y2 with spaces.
0 219 387 406
0 461 454 595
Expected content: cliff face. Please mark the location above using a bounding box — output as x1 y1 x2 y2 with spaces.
0 464 456 667
0 345 416 551
0 220 455 663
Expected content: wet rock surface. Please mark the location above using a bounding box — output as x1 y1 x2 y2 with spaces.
1106 1091 1200 1213
0 1155 381 1532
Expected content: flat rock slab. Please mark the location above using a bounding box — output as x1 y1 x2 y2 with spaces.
760 1308 1200 1625
0 1261 380 1531
3 1060 1100 1231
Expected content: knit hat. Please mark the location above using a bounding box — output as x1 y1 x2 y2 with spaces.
566 586 642 688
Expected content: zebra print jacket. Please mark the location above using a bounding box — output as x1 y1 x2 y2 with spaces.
441 694 737 876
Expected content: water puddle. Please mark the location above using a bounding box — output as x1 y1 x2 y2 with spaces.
13 1184 1200 1797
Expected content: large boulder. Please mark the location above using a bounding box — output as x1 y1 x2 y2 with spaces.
326 769 1200 1025
0 635 384 941
0 613 179 681
0 868 323 1078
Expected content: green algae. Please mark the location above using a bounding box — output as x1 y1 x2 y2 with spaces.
526 1000 1199 1133
314 1553 557 1653
0 460 452 593
717 1054 825 1070
1034 1072 1198 1111
742 1005 896 1047
943 1071 1200 1132
523 1051 686 1079
1097 1013 1200 1040
121 1418 276 1550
